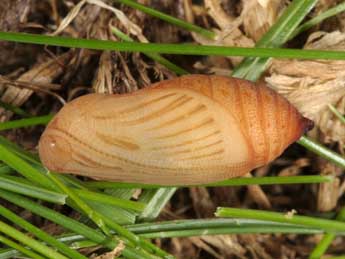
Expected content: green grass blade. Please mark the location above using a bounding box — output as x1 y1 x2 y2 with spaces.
111 26 188 75
0 190 146 259
100 215 172 258
0 218 334 258
0 175 66 204
84 201 136 225
297 136 345 169
114 0 215 39
143 52 188 75
139 188 177 221
255 0 317 47
0 100 31 117
0 220 68 259
0 135 40 164
0 235 47 259
0 165 12 174
215 207 345 233
56 174 89 190
0 205 87 259
46 172 110 235
46 174 167 257
0 115 53 131
309 233 336 259
2 217 340 258
0 141 55 189
0 174 140 221
75 189 145 212
232 0 318 81
47 172 160 257
137 226 320 238
309 208 345 259
291 2 345 39
85 175 332 189
3 32 345 60
126 218 325 235
104 187 136 200
73 224 322 242
0 190 113 247
328 104 345 125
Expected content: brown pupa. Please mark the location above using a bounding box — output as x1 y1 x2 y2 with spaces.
38 75 313 185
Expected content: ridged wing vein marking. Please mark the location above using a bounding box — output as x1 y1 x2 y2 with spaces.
73 151 123 170
181 149 225 160
150 130 221 150
93 92 177 119
96 132 140 150
148 104 207 130
121 95 193 126
54 128 218 171
165 139 223 156
155 118 215 139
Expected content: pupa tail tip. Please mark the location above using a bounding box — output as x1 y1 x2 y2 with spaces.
302 116 314 134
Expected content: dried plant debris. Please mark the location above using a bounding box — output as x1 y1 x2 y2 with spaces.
241 0 285 42
318 175 340 212
0 52 73 121
189 187 217 218
53 0 173 93
91 240 125 259
266 31 345 144
93 51 115 94
185 0 254 66
185 0 284 70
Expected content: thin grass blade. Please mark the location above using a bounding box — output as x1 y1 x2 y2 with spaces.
0 205 87 259
232 0 318 81
84 175 332 189
138 188 176 221
0 175 66 204
0 220 68 259
111 26 188 75
291 2 345 39
0 235 46 259
0 115 53 131
3 32 345 60
215 207 345 233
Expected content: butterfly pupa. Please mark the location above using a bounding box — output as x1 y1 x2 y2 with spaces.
38 75 313 185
